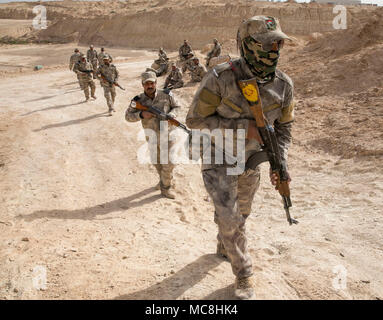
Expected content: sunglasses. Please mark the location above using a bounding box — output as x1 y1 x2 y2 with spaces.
247 37 284 52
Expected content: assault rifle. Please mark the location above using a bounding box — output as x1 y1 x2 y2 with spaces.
131 97 237 164
99 72 125 91
238 79 298 226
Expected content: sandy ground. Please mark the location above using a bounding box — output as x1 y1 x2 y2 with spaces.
0 42 382 300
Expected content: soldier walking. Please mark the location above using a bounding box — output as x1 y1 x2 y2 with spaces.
69 48 82 72
164 65 184 90
87 45 98 79
96 56 119 116
186 16 295 299
73 54 96 102
98 47 113 66
125 71 181 199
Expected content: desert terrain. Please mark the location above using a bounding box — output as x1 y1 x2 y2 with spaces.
0 1 382 300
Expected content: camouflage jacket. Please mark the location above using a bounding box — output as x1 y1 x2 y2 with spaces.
69 52 82 71
87 49 98 62
179 44 193 57
98 52 113 65
125 89 181 133
73 60 94 81
190 63 207 79
96 64 119 88
166 68 183 83
186 57 295 170
208 43 221 58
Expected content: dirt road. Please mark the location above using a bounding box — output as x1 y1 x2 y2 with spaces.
0 45 382 300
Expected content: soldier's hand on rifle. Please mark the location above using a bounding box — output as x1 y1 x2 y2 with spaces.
269 169 291 188
140 111 154 119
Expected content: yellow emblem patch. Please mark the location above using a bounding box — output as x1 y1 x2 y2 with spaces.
241 84 258 103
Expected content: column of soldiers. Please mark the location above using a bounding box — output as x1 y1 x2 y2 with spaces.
69 45 118 116
69 16 295 301
126 16 295 300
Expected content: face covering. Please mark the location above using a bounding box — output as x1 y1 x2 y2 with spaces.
242 36 280 81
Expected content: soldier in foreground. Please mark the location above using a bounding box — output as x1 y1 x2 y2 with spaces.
98 47 113 66
164 65 184 90
125 71 181 199
189 57 207 82
87 45 98 79
73 54 96 102
96 56 119 116
178 40 193 61
205 38 221 67
186 16 295 299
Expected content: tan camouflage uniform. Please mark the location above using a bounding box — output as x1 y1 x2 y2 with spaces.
186 57 295 279
125 89 181 190
98 52 113 66
179 42 193 61
154 49 169 76
87 48 98 71
206 41 222 66
69 52 82 71
96 63 119 113
190 62 207 82
164 67 184 89
73 60 96 100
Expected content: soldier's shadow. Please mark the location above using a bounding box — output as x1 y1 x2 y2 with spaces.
17 186 162 221
22 101 86 116
113 254 236 300
33 111 109 132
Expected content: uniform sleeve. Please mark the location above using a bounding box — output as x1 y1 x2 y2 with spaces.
69 57 73 70
167 92 181 118
114 67 119 81
186 71 250 134
274 79 295 167
125 100 142 122
73 63 79 74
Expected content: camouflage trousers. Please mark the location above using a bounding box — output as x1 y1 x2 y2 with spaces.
191 74 203 82
148 140 175 189
202 166 260 278
102 85 116 111
78 78 96 99
90 59 98 73
165 79 184 89
156 63 168 77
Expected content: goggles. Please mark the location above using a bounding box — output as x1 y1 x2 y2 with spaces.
246 37 284 52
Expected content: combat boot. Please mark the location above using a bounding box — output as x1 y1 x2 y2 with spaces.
155 182 161 190
234 276 255 300
161 187 175 199
92 95 97 99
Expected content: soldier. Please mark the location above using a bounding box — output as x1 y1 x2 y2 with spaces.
164 65 184 90
189 57 207 82
186 16 294 299
181 52 195 73
73 54 96 102
178 40 193 61
96 56 119 116
206 38 221 67
98 47 113 66
86 45 98 79
153 47 169 77
69 48 82 72
125 70 181 199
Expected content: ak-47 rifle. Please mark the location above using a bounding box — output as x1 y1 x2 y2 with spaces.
131 96 238 164
238 78 298 226
99 71 125 91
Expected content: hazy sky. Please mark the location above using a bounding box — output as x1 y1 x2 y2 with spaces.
0 0 381 5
